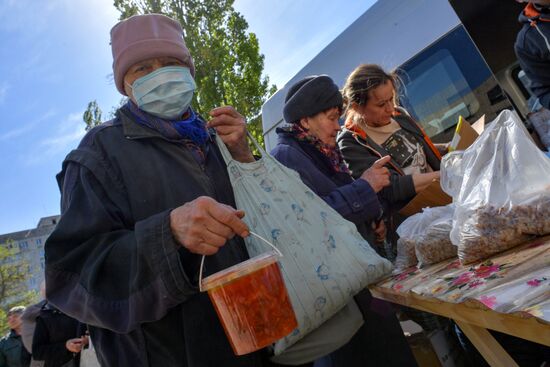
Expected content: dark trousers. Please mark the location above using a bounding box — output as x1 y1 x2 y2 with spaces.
314 290 418 367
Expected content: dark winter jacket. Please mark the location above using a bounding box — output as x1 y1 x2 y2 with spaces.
32 305 85 367
0 331 30 367
337 109 441 211
44 108 264 367
271 128 382 241
515 3 550 110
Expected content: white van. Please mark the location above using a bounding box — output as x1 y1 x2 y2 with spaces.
261 0 534 150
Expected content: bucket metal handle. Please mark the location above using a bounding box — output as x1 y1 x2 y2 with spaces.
199 231 283 292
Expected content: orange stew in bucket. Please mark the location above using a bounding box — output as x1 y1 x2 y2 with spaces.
202 252 297 355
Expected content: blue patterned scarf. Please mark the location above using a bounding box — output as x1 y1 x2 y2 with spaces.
123 101 209 145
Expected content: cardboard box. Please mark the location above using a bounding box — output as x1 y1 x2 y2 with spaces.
401 320 442 367
449 115 485 151
401 321 462 367
399 180 451 217
408 333 442 367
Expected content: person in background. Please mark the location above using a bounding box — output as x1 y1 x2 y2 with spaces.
0 306 31 367
271 75 417 367
515 0 550 111
32 302 87 367
20 282 46 367
337 64 444 253
45 13 269 367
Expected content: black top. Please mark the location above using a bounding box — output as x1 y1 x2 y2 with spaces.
32 304 85 367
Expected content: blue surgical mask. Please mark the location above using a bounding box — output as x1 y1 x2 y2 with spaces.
129 66 196 120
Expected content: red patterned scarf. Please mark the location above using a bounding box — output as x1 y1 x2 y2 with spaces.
286 124 350 174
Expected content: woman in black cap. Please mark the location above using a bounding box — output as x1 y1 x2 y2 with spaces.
272 75 391 244
269 75 417 367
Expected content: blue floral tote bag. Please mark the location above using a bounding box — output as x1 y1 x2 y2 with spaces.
216 134 392 354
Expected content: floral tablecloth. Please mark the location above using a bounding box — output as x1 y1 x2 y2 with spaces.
376 235 550 323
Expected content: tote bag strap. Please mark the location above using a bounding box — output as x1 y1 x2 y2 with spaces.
214 131 268 165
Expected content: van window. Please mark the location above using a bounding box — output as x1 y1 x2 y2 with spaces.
396 26 512 143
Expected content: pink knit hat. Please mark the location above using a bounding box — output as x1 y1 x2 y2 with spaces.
110 14 195 95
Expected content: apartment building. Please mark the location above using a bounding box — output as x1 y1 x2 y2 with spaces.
0 215 60 305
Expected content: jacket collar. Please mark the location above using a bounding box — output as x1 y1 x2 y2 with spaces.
521 3 550 24
7 330 19 339
344 109 441 161
275 127 351 178
275 126 295 143
343 109 416 141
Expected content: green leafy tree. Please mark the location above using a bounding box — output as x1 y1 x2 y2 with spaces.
0 241 39 335
82 98 127 131
109 0 276 151
82 100 103 131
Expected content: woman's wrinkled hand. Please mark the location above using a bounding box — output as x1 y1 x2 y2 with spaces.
208 106 254 163
360 156 391 193
170 196 250 255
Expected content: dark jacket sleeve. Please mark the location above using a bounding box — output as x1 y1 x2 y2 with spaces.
515 26 550 109
272 144 381 223
0 341 6 367
32 317 72 363
338 133 416 205
45 149 197 334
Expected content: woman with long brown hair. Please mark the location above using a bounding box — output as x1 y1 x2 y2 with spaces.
337 64 447 252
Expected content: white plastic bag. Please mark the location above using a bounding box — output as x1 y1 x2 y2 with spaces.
216 135 393 354
80 338 101 367
440 151 465 198
441 110 550 264
415 205 457 267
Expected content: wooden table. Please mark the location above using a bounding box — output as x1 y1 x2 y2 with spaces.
370 236 550 367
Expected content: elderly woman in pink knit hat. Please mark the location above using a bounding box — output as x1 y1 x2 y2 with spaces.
44 14 272 367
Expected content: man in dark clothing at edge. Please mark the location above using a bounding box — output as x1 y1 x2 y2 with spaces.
0 306 31 367
45 14 268 367
515 0 550 109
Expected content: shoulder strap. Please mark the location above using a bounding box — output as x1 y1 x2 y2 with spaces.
215 132 267 166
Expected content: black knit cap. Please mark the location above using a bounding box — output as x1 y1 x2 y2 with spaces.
283 75 343 124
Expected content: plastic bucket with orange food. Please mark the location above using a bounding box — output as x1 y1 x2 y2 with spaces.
200 232 297 355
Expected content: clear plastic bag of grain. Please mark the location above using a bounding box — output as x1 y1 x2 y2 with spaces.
441 110 550 264
395 208 446 272
415 205 457 267
395 237 418 273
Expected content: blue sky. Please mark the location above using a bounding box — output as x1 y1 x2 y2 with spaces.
0 0 375 234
